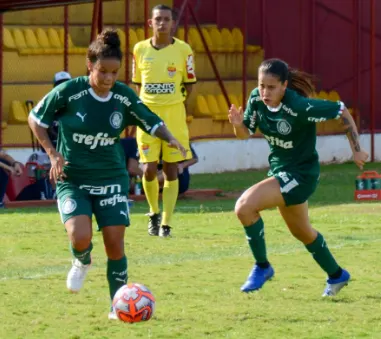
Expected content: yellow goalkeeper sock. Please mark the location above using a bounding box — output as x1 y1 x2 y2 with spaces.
142 177 160 214
162 179 179 226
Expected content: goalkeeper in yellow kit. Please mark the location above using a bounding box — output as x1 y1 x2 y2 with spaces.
132 4 196 237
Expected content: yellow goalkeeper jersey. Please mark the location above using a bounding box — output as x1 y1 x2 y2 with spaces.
132 38 197 106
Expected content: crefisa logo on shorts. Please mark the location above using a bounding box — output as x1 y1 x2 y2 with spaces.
110 111 123 129
62 198 77 214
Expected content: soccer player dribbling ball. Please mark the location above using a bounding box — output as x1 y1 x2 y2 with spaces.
132 5 197 237
28 28 186 319
228 58 369 296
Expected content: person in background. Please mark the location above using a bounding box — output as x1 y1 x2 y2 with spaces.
133 4 197 237
157 144 198 196
0 149 23 207
120 137 143 194
49 71 72 149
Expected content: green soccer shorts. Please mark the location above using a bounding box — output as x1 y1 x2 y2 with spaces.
273 171 319 206
56 177 130 229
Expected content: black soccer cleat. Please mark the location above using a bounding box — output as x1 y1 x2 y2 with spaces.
146 212 161 236
159 225 172 238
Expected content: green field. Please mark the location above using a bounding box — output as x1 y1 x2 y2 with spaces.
1 163 381 339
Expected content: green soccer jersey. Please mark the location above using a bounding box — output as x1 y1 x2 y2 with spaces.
243 88 344 176
30 76 163 181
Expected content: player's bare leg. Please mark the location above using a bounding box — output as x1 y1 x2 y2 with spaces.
279 203 350 296
65 215 92 293
235 177 284 292
160 161 179 237
143 161 161 236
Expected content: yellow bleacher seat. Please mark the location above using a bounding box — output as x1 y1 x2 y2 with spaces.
117 28 138 52
176 27 184 40
232 28 243 51
206 95 220 116
3 28 16 49
194 95 211 118
48 28 62 48
35 28 62 54
129 28 138 50
59 28 74 48
318 90 329 100
228 94 240 108
201 28 214 52
12 28 28 49
24 28 40 49
59 28 86 54
328 90 340 102
9 100 28 124
208 27 223 52
35 28 50 48
217 94 229 113
1 121 7 129
136 28 145 42
189 28 203 52
116 29 126 50
220 28 234 52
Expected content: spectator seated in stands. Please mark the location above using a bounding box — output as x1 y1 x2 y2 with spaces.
0 149 23 207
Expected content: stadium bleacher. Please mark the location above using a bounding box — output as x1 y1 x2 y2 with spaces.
0 0 351 146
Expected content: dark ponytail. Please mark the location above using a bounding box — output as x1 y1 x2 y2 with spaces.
288 68 315 98
87 28 123 63
259 58 315 98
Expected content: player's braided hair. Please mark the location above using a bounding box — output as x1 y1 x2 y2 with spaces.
87 28 123 63
259 58 315 98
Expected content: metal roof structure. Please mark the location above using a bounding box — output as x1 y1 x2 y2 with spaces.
0 0 94 12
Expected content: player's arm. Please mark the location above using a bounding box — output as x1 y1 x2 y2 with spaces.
28 85 68 181
229 92 257 139
296 97 368 169
126 95 187 157
132 46 142 96
339 107 368 169
182 44 197 113
179 146 198 171
28 89 65 157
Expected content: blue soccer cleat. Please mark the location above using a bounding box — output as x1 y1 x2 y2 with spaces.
322 269 350 297
241 264 274 293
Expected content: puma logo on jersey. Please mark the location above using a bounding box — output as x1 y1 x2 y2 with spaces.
264 135 293 149
120 210 128 217
76 112 87 122
72 132 116 149
306 103 314 111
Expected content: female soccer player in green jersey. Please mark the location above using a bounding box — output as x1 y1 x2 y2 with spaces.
228 58 368 296
28 28 186 319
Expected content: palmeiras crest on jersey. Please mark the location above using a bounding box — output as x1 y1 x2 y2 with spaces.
110 111 123 129
277 119 292 135
61 198 77 214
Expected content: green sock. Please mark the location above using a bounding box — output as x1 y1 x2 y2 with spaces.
305 233 340 275
107 255 128 300
70 242 92 265
243 218 268 264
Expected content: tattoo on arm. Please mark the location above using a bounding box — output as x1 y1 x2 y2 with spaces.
154 125 174 143
341 115 361 152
